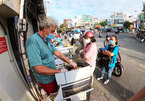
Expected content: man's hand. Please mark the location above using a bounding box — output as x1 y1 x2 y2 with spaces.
70 62 77 68
60 68 68 72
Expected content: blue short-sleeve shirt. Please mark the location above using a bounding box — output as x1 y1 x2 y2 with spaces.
26 33 57 84
104 45 119 68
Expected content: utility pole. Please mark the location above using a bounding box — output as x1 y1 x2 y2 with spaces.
142 2 145 29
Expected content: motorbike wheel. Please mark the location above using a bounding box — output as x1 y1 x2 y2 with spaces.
136 34 139 39
113 63 123 77
140 39 144 43
97 58 103 67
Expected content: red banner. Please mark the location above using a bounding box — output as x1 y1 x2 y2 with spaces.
0 37 8 54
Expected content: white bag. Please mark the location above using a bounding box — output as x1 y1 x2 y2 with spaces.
70 91 87 101
46 86 63 101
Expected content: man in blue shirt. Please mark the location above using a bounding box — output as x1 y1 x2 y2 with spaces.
97 35 119 84
26 16 77 95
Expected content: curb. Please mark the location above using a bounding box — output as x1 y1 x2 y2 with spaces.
89 77 118 101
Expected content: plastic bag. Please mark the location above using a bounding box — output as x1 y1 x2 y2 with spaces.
46 86 63 101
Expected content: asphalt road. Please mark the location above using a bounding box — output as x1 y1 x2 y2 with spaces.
93 32 145 101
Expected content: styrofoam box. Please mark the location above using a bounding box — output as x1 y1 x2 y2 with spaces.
55 66 91 85
56 46 73 54
55 72 66 85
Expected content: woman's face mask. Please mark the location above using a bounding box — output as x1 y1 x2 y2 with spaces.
110 40 115 45
85 38 91 44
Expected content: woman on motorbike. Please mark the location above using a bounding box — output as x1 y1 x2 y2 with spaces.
82 31 97 85
97 35 119 84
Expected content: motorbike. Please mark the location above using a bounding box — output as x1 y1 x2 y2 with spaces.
97 44 124 77
115 29 119 34
99 32 102 38
136 29 145 43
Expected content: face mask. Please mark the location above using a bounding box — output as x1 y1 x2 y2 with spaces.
107 38 110 41
45 34 55 42
110 40 115 45
74 34 80 39
85 39 91 44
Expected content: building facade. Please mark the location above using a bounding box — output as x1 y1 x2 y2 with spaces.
0 0 46 100
70 15 98 29
110 12 129 25
110 12 129 30
137 12 145 29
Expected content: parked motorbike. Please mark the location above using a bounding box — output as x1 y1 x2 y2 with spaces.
97 44 124 77
136 29 145 43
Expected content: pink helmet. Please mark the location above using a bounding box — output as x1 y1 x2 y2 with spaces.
84 31 94 38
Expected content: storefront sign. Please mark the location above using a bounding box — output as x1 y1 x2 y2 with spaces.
0 37 8 54
111 24 117 27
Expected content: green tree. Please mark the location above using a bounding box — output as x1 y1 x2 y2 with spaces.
123 21 131 29
141 23 144 29
59 24 64 28
99 21 107 27
59 24 66 33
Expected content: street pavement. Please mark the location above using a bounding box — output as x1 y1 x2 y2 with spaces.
90 32 145 101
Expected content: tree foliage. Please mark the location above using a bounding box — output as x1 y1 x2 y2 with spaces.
123 21 131 29
59 24 66 33
98 21 107 27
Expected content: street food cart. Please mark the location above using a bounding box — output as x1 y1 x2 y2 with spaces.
54 46 74 70
55 65 93 101
50 47 93 101
56 46 74 58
